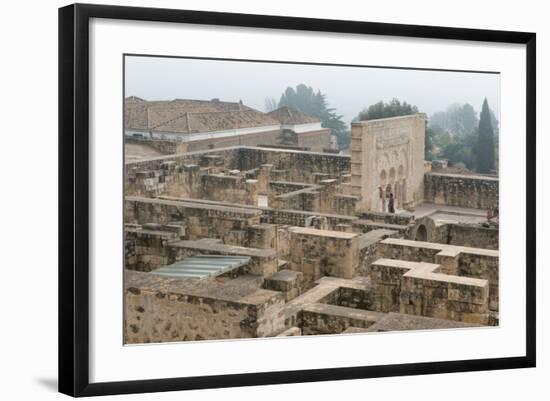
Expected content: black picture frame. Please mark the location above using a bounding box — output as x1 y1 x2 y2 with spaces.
58 3 536 397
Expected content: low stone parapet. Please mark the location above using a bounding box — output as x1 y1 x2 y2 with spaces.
377 238 499 312
371 258 490 325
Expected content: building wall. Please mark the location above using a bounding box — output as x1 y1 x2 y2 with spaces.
146 124 283 142
288 227 359 286
333 195 359 215
125 197 262 245
356 229 401 276
237 147 350 183
125 147 240 172
125 146 351 198
301 303 383 335
125 126 332 153
296 129 332 152
410 216 499 250
125 271 285 343
370 259 491 325
184 129 283 152
281 122 323 133
125 137 187 155
377 238 499 314
126 196 360 235
424 172 499 209
126 163 204 198
351 114 426 212
125 226 182 272
447 224 499 250
201 174 257 205
259 207 356 228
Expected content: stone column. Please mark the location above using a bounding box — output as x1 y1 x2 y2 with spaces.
245 179 259 206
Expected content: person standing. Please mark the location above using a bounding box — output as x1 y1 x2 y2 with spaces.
388 192 395 213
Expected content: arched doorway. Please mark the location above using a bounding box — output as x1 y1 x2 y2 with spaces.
389 167 396 183
415 224 428 241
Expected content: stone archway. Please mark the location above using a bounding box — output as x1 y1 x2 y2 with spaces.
385 183 392 196
389 167 396 184
415 224 428 241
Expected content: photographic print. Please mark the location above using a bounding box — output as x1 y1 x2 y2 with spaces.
123 55 500 344
59 4 536 395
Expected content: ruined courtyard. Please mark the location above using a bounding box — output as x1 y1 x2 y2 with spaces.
124 104 499 343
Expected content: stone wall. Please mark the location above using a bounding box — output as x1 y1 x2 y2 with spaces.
125 197 261 245
126 196 369 252
424 172 499 209
126 137 187 155
356 229 400 276
288 227 359 286
201 174 258 205
126 162 204 198
446 223 499 250
126 147 240 174
301 303 384 335
169 196 352 228
322 286 374 310
357 211 415 226
296 129 333 152
179 128 332 153
268 181 311 197
370 259 490 325
264 270 304 301
125 270 285 343
283 276 371 330
269 179 339 214
260 207 356 229
247 224 277 249
125 146 351 200
377 238 499 313
351 114 426 211
270 185 322 212
410 216 499 250
184 129 284 152
333 194 359 215
125 223 185 271
237 147 350 183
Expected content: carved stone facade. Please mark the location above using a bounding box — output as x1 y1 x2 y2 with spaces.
350 114 426 212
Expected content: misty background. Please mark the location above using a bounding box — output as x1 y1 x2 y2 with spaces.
125 56 500 172
125 56 499 125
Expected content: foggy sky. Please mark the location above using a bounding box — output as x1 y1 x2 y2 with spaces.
125 56 500 125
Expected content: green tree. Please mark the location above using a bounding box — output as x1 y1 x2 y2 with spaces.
278 84 348 149
430 124 453 150
476 98 495 173
441 132 476 169
425 123 435 161
356 98 419 121
356 99 432 160
430 103 479 136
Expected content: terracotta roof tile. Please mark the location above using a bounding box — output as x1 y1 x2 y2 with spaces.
267 106 320 125
125 98 279 134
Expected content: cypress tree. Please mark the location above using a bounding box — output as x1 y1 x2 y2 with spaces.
476 98 495 173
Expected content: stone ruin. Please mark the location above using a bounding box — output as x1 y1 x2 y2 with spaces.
123 114 500 343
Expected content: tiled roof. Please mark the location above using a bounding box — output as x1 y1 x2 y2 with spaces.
125 98 280 134
267 106 320 125
125 95 146 102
